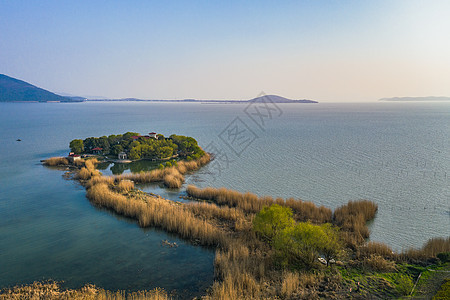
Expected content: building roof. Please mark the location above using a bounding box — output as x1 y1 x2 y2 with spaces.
149 132 157 134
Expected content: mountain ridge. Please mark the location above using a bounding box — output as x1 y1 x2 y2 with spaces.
0 74 84 102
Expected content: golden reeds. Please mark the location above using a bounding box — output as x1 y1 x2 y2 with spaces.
86 182 228 247
399 237 450 262
281 271 300 298
333 200 378 248
0 281 169 300
43 157 69 166
358 241 394 259
116 180 135 192
186 185 332 223
113 154 210 188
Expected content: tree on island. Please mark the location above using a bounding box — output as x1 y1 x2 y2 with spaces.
69 132 205 161
69 139 84 154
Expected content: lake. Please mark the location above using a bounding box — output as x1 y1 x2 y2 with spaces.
0 101 449 295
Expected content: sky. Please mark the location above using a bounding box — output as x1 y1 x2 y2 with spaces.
1 1 450 102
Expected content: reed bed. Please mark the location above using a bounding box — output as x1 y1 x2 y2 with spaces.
333 200 378 248
43 157 69 166
187 202 246 222
116 180 135 193
281 271 300 298
210 246 266 300
186 185 332 223
358 241 394 259
86 182 228 247
399 237 450 262
114 154 210 188
0 281 169 300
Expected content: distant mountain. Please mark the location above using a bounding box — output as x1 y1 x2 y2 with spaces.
249 94 317 103
0 74 84 102
380 96 450 102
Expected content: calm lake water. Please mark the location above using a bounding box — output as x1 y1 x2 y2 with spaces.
0 101 449 295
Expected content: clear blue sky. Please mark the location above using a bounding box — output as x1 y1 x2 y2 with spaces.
1 1 449 101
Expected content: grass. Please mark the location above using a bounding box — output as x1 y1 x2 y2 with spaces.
433 278 450 300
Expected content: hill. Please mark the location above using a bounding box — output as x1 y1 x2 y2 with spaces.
0 74 84 102
249 94 317 103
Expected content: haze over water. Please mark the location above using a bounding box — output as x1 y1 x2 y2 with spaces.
0 101 449 293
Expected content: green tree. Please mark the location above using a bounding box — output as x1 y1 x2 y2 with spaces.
274 222 342 268
158 146 173 159
317 223 342 266
129 146 141 160
165 162 172 168
158 164 164 170
111 144 123 156
69 139 84 154
253 204 295 242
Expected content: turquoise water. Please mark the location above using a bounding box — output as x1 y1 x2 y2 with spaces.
0 101 449 294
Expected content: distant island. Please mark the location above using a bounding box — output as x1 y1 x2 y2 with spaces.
380 96 450 102
0 74 85 103
88 95 318 104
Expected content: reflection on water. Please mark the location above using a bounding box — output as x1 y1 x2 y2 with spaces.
98 160 162 176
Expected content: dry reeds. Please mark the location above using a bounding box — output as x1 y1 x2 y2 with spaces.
113 154 210 189
76 167 91 180
281 271 300 298
333 200 378 248
43 157 69 166
0 281 169 300
86 182 228 247
187 202 245 222
210 244 266 300
186 185 332 223
362 255 396 272
116 180 135 192
358 241 394 259
400 237 450 262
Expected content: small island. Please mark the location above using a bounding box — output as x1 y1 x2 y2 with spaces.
68 132 205 162
22 134 450 299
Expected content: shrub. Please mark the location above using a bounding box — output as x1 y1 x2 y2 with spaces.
253 204 294 242
437 252 450 263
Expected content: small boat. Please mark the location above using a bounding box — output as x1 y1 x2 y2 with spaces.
16 139 22 141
